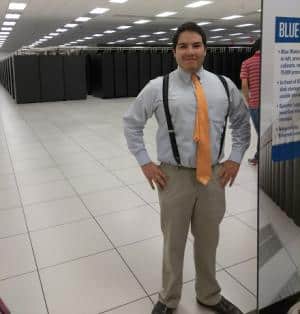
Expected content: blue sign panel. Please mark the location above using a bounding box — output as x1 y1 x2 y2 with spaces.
275 16 300 43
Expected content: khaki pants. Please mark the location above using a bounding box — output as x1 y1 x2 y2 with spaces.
158 163 226 308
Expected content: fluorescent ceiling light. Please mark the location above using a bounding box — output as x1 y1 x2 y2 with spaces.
170 27 178 31
210 36 222 38
75 17 91 22
136 42 144 45
220 38 230 41
49 33 59 36
210 28 225 32
5 13 20 19
107 42 115 44
117 25 131 29
185 1 213 8
159 38 169 41
221 15 243 20
127 37 136 40
89 8 110 14
139 35 150 38
56 28 67 32
0 35 8 38
1 27 13 31
70 41 77 44
3 21 16 26
134 19 151 24
252 29 261 33
116 40 125 42
44 36 53 39
153 31 166 35
64 23 78 28
104 30 116 33
109 0 128 3
236 23 254 27
156 11 177 17
229 33 243 36
207 41 215 43
93 34 104 37
77 39 84 42
0 32 10 35
146 40 156 43
197 22 211 26
239 36 251 39
8 2 27 10
84 37 93 39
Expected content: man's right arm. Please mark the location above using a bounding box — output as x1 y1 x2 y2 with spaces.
241 78 249 104
240 61 250 105
123 80 168 190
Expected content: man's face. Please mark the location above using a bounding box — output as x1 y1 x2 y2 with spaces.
173 31 207 73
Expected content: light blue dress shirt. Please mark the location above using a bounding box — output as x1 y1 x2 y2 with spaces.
123 66 251 168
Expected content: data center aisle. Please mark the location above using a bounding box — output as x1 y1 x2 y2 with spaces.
0 85 257 314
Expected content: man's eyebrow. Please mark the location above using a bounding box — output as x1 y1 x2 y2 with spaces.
177 41 203 45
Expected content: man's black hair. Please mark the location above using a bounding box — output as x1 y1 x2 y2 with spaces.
172 22 207 49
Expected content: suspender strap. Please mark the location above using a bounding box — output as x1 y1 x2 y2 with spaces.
162 74 181 165
216 74 230 160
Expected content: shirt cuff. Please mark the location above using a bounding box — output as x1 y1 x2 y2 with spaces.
134 149 152 166
228 150 245 164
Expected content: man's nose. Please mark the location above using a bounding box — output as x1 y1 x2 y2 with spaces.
186 46 195 54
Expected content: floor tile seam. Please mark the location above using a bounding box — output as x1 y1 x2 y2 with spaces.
32 233 163 271
115 234 162 250
97 295 155 314
0 231 29 241
224 215 258 234
234 215 257 232
0 270 37 283
36 247 117 271
15 176 69 189
73 182 127 197
223 267 257 299
93 203 159 218
28 216 95 234
226 207 258 216
221 256 258 272
122 182 162 214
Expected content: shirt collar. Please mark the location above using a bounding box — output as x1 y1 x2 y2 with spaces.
177 66 204 84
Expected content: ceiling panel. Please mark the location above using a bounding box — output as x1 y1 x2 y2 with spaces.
0 0 261 52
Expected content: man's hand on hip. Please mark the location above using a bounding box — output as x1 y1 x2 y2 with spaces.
141 162 168 190
218 160 240 188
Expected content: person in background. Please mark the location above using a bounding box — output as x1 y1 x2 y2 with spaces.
123 22 250 314
240 38 261 165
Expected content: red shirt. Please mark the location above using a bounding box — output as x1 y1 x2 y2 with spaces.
240 51 261 109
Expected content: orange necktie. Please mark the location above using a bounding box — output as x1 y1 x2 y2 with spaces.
191 74 212 185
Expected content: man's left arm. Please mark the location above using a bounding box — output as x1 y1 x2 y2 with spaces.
219 79 251 187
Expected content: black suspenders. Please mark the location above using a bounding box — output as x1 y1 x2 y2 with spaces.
162 73 230 165
162 75 181 165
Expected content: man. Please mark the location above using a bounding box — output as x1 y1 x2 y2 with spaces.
240 38 261 165
123 22 250 314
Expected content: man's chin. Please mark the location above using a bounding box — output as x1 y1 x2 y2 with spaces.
182 66 200 73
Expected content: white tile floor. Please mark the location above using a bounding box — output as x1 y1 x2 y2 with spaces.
0 86 258 314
